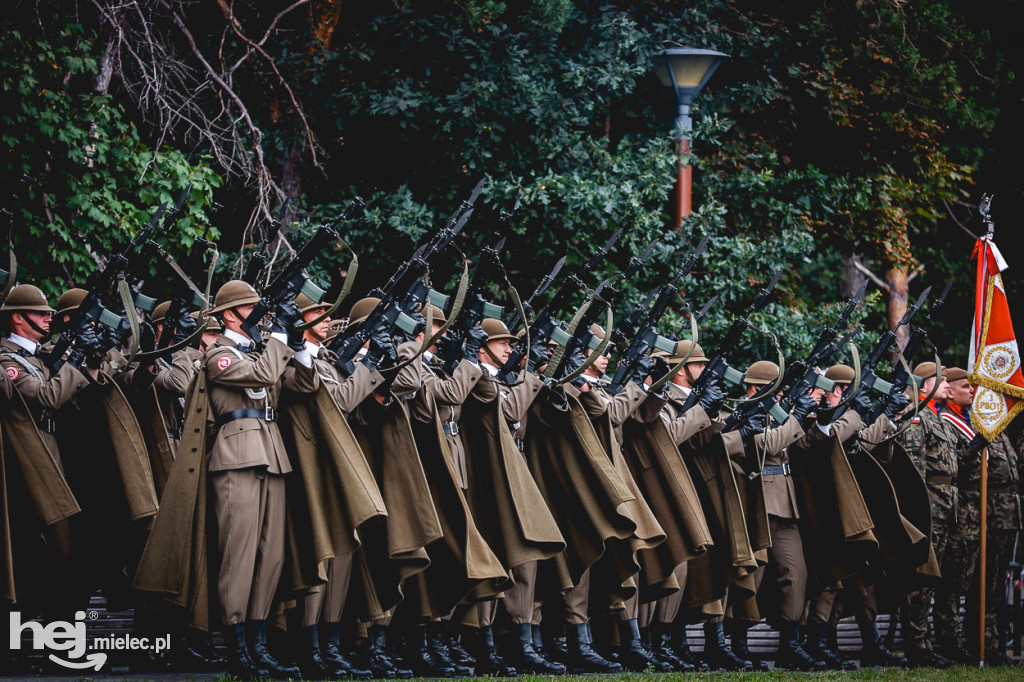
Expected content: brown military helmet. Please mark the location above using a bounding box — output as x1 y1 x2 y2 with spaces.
209 280 261 314
481 318 516 342
54 288 88 318
744 360 779 385
151 301 172 325
194 310 222 332
1 284 56 314
295 292 329 314
347 297 380 326
824 364 856 385
668 339 708 364
418 303 446 324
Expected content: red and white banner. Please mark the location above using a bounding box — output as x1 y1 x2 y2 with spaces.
969 236 1024 440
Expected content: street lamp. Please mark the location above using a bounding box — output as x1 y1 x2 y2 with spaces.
651 47 728 227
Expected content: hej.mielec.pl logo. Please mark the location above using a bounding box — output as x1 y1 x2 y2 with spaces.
9 611 171 670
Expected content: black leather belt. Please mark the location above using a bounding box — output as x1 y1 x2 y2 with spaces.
761 464 791 476
443 422 460 436
37 411 56 435
217 407 277 429
167 428 181 441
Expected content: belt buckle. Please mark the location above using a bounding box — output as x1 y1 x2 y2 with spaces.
748 471 761 480
265 406 277 422
782 463 791 476
447 422 459 436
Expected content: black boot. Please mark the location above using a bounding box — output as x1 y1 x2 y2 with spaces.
905 645 953 669
775 620 827 671
730 627 769 671
618 618 671 672
650 622 693 671
566 623 621 673
295 624 331 680
367 624 413 679
702 621 752 671
446 624 476 667
475 625 518 677
174 627 226 671
804 622 855 670
321 623 372 680
225 622 269 680
428 621 473 675
939 638 975 665
530 625 559 667
670 622 708 670
403 623 456 677
509 623 565 674
248 620 301 679
859 621 907 668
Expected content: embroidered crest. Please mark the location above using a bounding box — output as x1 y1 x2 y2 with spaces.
5 366 18 380
216 356 232 371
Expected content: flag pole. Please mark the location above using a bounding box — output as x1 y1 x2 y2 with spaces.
979 445 988 665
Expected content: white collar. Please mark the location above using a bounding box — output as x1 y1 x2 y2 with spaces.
423 350 434 362
582 374 599 384
671 382 692 397
305 340 322 356
224 328 253 349
482 362 499 377
8 333 38 355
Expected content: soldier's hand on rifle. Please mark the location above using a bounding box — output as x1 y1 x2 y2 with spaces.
371 327 398 371
68 325 103 372
816 395 838 426
630 356 657 388
273 299 305 351
698 376 726 419
851 391 874 421
174 311 198 344
790 392 818 426
528 336 549 373
464 325 488 362
541 377 567 410
738 411 767 450
884 391 910 420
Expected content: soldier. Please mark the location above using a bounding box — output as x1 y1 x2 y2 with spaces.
934 367 1022 663
898 361 959 668
202 280 318 679
148 301 202 456
727 360 826 671
289 293 374 681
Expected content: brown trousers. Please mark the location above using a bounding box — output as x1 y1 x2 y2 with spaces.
766 515 807 622
564 568 592 625
652 562 688 625
506 561 539 625
211 469 286 625
303 555 354 628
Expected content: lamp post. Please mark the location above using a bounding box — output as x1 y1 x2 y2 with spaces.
651 47 728 228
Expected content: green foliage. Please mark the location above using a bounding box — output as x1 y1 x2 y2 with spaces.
0 21 221 300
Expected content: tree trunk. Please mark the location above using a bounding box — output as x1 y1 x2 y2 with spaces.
841 252 866 300
885 265 910 350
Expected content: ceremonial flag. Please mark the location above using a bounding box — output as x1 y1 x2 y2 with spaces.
968 236 1024 440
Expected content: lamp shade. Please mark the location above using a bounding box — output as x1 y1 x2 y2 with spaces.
651 47 728 106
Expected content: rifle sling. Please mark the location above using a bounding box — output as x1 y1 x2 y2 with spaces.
648 312 698 394
296 238 359 332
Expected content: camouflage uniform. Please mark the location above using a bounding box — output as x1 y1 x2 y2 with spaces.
932 404 979 652
898 404 959 652
963 433 1022 655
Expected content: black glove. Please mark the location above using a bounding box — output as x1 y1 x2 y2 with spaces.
969 433 989 454
698 376 726 419
631 356 656 387
364 321 397 372
541 377 567 411
851 391 874 420
68 326 103 370
173 312 198 344
738 411 767 451
463 325 488 362
816 395 838 426
272 300 305 351
790 392 817 424
528 336 549 373
883 391 910 420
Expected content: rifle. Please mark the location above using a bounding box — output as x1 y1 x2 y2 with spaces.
605 236 709 393
543 282 611 382
45 201 169 371
239 199 364 344
506 254 566 331
155 227 217 351
495 228 622 383
723 280 868 429
828 285 933 423
243 199 290 289
127 183 193 315
329 186 480 375
870 279 953 421
681 268 784 411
